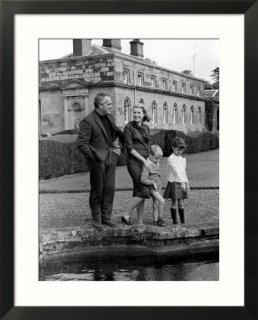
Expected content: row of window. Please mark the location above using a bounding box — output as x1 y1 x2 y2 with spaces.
123 69 202 96
124 98 202 125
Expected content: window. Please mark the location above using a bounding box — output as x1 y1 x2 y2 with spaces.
124 97 131 123
172 81 177 92
163 102 168 124
152 101 157 123
139 98 145 106
138 73 144 86
173 103 178 124
162 79 167 90
151 76 156 88
181 83 186 94
190 106 194 124
182 105 186 124
198 106 202 123
72 102 82 112
123 69 130 84
197 87 201 97
190 85 194 95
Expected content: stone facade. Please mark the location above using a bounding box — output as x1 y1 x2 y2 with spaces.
204 89 219 132
39 40 207 134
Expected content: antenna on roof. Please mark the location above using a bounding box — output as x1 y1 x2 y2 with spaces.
190 45 197 76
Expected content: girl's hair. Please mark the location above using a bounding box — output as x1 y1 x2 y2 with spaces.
133 105 151 123
172 136 186 148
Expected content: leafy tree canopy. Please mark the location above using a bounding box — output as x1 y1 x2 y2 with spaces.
210 67 219 88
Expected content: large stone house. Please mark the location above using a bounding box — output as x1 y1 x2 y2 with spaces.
39 39 208 135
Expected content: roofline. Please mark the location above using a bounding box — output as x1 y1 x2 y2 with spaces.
40 47 205 83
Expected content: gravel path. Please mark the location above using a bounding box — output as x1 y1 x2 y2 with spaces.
40 189 219 230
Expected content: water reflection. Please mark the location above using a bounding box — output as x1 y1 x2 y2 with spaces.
41 255 219 281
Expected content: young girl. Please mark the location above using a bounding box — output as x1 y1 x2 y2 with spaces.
164 137 190 224
141 145 165 227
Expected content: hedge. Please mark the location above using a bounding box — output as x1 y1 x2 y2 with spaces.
39 139 127 180
39 140 87 180
39 130 219 180
151 130 219 156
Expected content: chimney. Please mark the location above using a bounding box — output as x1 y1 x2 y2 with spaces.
181 70 193 76
102 39 121 51
130 39 144 58
73 39 91 56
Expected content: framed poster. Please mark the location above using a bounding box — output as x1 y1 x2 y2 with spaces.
0 0 258 319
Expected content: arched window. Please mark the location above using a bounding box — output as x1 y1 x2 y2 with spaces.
163 102 168 124
72 102 82 112
198 106 202 123
124 97 131 123
152 101 157 123
173 103 178 124
139 98 145 106
190 105 194 124
182 105 186 124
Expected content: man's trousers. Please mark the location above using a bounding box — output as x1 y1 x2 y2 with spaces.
88 150 117 223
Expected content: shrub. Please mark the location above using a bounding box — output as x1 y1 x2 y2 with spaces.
39 130 219 179
39 140 88 179
150 130 166 150
152 130 219 156
39 138 128 179
52 128 79 136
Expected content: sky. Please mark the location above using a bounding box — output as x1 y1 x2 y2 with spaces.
39 39 219 82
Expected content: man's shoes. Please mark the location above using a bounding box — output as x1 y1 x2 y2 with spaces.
92 221 104 231
102 221 116 227
157 217 165 227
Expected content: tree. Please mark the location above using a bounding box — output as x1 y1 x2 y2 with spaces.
210 67 219 88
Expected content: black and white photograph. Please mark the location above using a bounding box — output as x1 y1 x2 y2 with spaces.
39 38 219 281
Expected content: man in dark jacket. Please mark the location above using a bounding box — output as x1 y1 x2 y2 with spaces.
77 93 123 230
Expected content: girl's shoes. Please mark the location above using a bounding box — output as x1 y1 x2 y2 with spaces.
121 216 132 225
178 208 185 224
170 208 178 224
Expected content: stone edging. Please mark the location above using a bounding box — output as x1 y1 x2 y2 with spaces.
40 186 219 194
40 223 219 262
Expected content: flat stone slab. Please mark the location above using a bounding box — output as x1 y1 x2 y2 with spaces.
40 223 219 261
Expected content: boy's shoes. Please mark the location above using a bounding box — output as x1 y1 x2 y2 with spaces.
153 218 165 227
121 216 132 225
157 218 165 227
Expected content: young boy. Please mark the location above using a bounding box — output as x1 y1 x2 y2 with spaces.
141 145 165 227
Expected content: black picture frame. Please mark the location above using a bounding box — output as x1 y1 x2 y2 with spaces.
1 1 258 319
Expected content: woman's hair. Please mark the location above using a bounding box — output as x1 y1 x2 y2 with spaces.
133 105 151 123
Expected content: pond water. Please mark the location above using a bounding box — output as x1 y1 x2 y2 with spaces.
40 254 219 281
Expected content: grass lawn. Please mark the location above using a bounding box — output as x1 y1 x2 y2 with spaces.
40 149 219 192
